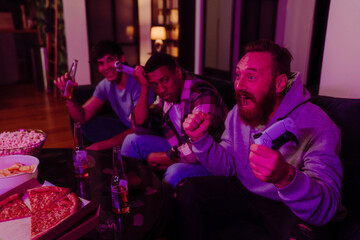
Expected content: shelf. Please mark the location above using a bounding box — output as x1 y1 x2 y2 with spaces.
151 0 179 57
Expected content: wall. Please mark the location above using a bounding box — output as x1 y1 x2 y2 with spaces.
275 0 316 85
194 0 204 74
204 0 232 72
138 0 152 65
62 0 91 85
319 0 360 98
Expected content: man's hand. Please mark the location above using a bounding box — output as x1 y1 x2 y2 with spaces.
249 144 295 188
54 72 78 94
147 152 172 171
133 65 149 88
183 111 211 142
86 128 135 151
86 142 103 151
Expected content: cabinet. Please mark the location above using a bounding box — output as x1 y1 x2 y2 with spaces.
0 30 43 89
151 0 179 58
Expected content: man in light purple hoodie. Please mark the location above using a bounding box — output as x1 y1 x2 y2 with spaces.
175 40 343 239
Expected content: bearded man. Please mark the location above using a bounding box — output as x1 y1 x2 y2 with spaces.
176 40 343 240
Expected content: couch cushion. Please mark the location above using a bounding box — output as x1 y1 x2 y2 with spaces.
73 84 116 117
195 74 236 109
311 96 360 239
311 96 360 231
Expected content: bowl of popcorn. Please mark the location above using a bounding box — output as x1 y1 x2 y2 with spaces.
0 154 39 195
0 129 47 157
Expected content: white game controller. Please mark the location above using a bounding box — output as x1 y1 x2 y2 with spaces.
253 117 299 150
115 61 135 75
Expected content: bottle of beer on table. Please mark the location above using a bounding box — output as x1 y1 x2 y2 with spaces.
72 122 89 178
63 59 78 100
111 146 130 214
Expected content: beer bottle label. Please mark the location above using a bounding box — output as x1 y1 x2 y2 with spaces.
119 180 128 190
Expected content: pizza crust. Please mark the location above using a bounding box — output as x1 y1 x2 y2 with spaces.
0 193 22 208
0 193 31 222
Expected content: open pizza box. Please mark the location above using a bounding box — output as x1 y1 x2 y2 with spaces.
0 178 100 240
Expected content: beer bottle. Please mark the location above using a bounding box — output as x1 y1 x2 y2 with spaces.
63 59 78 100
114 61 134 75
75 177 91 200
111 146 130 214
73 122 89 178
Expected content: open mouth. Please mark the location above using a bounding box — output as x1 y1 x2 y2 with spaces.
235 91 255 107
240 95 248 106
240 96 255 110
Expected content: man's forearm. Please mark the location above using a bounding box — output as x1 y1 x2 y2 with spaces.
133 86 150 125
65 99 86 123
111 128 135 145
86 128 135 151
191 133 236 176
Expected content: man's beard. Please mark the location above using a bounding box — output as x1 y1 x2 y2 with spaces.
235 82 277 128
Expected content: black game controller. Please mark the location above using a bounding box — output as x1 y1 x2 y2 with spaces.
253 117 299 150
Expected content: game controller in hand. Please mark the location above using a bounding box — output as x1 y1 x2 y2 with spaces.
253 117 299 150
115 61 135 75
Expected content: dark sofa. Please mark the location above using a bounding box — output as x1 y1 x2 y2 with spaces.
73 75 360 240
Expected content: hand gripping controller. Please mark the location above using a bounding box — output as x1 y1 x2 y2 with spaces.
253 117 299 150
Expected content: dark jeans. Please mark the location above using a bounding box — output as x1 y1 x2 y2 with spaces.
175 176 328 240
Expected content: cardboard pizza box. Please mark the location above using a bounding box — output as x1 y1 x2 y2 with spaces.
0 178 100 240
0 178 40 201
36 198 100 240
58 204 100 240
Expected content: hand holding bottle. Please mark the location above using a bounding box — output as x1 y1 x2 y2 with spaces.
63 59 78 100
54 59 78 100
54 72 78 93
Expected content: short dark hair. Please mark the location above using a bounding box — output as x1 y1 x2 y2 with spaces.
244 39 293 78
144 53 177 73
90 40 124 63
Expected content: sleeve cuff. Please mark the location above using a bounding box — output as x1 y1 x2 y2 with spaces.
166 146 179 161
189 132 210 144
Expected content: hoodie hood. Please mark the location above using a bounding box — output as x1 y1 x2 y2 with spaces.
269 72 311 125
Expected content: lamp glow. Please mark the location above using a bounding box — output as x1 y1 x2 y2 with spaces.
151 26 167 52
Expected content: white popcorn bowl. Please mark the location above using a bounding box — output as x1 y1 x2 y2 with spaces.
0 155 39 196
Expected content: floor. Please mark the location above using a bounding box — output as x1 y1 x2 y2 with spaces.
0 83 73 149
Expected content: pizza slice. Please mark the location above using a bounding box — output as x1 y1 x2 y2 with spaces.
0 193 31 222
27 186 70 212
31 192 80 239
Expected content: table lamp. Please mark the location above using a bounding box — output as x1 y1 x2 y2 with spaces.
151 26 167 52
126 25 135 40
